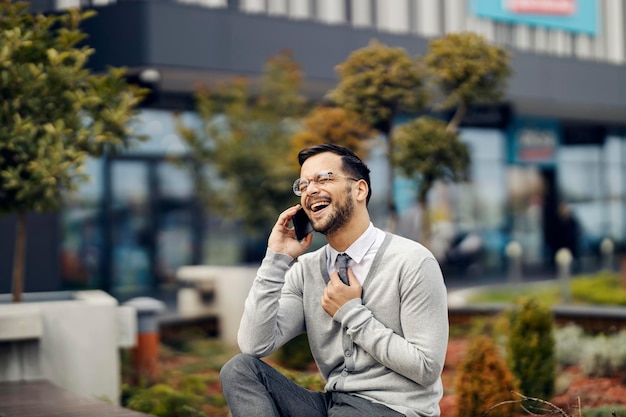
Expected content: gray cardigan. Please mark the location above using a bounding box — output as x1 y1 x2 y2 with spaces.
238 233 449 417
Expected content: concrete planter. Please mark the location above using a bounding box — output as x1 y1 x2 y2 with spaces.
176 265 256 346
0 290 136 404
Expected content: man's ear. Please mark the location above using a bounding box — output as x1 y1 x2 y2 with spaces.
355 179 368 203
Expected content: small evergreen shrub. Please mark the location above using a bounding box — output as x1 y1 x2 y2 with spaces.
506 297 556 400
454 335 519 417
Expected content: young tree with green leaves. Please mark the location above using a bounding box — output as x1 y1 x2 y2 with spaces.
178 50 309 244
423 32 512 133
329 40 428 229
393 117 470 248
0 1 146 302
393 32 511 251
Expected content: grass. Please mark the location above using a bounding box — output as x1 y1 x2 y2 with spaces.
468 283 563 305
466 271 626 307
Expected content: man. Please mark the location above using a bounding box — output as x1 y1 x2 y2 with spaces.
220 144 448 417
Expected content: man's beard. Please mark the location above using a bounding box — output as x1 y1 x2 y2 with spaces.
312 185 354 236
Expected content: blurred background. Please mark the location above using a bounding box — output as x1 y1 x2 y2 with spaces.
2 0 626 301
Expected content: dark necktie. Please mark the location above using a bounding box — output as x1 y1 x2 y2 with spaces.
336 253 351 286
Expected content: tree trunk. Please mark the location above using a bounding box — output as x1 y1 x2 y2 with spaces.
386 128 398 232
447 103 467 133
12 211 27 303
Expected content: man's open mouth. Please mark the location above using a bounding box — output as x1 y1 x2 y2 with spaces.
309 200 330 213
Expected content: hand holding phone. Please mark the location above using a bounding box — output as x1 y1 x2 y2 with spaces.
292 208 313 241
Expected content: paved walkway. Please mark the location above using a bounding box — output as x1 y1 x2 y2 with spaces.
0 380 155 417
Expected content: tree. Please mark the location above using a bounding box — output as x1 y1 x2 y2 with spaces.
289 105 375 166
506 297 556 401
0 1 146 302
179 50 309 246
392 32 511 251
393 117 470 248
329 40 428 229
423 32 511 133
454 335 519 417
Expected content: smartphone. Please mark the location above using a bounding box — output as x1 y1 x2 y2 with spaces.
293 208 313 241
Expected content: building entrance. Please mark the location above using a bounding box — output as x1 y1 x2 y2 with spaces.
506 165 559 271
102 156 202 296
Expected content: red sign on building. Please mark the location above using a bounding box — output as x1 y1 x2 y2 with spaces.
507 0 576 15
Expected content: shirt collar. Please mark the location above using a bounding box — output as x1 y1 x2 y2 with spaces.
327 222 377 265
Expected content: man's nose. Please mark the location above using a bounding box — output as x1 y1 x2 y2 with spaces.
305 181 321 194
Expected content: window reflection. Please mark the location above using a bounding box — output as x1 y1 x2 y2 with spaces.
111 162 151 295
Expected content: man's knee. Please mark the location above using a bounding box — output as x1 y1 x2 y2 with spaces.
220 353 259 385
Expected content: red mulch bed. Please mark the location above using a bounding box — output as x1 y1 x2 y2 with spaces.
441 338 626 416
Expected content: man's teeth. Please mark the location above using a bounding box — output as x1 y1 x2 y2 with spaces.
311 202 329 212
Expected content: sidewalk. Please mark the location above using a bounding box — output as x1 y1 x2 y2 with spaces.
0 380 155 417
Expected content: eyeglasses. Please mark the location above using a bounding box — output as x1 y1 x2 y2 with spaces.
292 170 359 196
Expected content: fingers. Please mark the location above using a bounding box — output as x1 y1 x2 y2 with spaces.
268 205 310 258
300 232 314 246
347 268 359 286
329 268 357 287
275 204 301 229
322 270 362 317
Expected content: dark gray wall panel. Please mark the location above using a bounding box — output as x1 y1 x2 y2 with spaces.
79 1 626 122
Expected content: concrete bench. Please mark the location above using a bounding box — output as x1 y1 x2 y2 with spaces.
0 291 136 404
176 265 256 346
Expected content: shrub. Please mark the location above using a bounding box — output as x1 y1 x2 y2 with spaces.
273 333 315 370
277 366 326 392
125 376 208 417
581 330 626 378
581 334 614 377
554 323 585 366
506 297 556 400
454 335 519 417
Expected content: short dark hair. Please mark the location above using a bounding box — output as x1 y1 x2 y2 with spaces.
297 143 372 204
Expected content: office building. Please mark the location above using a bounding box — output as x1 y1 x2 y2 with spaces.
2 0 625 296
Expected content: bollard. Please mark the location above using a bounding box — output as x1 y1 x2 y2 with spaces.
123 297 166 383
505 241 523 288
600 238 614 271
556 248 573 304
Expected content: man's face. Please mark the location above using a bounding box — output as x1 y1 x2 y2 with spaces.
299 152 355 236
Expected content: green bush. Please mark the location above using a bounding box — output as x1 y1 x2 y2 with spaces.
273 334 315 370
454 335 519 417
277 366 326 392
506 297 556 400
125 376 208 417
571 271 626 305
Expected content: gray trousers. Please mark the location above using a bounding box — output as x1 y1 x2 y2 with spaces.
220 354 405 417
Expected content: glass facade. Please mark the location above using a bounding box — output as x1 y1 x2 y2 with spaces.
59 107 626 293
558 135 626 261
60 109 245 296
